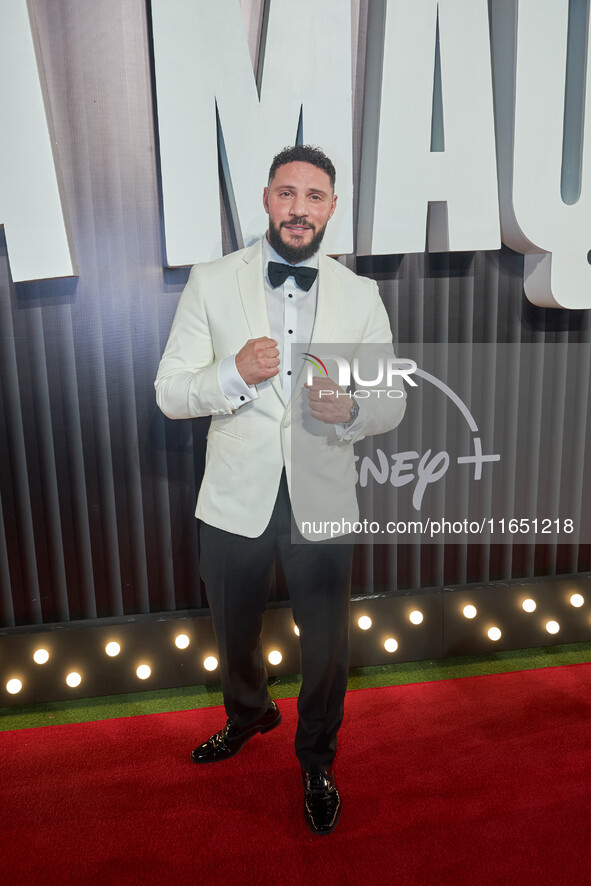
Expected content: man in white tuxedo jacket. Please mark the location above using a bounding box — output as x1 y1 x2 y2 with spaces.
155 146 406 835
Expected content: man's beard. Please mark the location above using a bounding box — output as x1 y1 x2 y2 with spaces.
267 217 327 264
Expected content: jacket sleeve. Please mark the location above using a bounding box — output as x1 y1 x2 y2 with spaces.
154 264 234 420
343 278 407 443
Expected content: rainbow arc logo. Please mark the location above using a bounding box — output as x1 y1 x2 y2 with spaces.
302 353 329 377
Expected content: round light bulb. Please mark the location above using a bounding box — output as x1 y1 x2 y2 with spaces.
203 656 218 672
545 620 560 635
463 605 477 619
105 641 121 657
136 665 151 680
570 594 584 608
268 650 282 666
488 627 502 641
33 648 49 665
66 672 82 688
409 610 423 625
522 599 537 613
384 638 398 653
6 678 22 695
175 634 190 649
358 616 372 631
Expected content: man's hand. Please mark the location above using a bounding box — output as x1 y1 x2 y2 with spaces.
306 376 354 424
236 337 280 385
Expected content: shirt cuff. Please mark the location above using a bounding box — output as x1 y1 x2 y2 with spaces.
218 355 258 409
335 401 365 442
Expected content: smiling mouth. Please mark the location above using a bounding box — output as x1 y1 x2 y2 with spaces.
282 223 313 235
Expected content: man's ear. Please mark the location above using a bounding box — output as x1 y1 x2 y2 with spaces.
262 186 270 214
328 193 338 220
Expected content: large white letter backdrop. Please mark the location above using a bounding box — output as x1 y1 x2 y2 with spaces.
151 0 353 263
493 0 591 309
0 0 75 282
358 0 500 256
3 0 591 308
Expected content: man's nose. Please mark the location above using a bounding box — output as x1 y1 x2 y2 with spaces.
290 194 308 217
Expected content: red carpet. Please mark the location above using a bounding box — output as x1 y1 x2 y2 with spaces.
2 664 591 885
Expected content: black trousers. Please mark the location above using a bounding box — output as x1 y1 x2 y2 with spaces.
199 473 353 772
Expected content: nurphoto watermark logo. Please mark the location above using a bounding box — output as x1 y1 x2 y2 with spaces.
303 352 416 399
292 343 589 545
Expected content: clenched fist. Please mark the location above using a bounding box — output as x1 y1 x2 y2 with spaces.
236 337 280 385
306 376 355 424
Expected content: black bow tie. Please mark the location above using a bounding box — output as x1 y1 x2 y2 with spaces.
268 261 318 292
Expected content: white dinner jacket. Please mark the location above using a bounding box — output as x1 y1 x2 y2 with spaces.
155 237 406 538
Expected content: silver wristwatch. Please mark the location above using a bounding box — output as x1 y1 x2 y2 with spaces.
345 400 360 426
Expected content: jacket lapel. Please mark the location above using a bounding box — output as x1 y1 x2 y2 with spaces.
237 238 286 405
237 239 270 339
287 252 342 407
311 252 341 346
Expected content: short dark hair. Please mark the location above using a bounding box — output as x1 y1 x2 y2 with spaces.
268 145 336 190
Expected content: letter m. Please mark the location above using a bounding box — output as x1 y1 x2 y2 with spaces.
0 0 75 281
151 0 353 265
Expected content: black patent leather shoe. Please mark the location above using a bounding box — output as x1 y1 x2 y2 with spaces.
302 770 341 835
190 702 282 763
